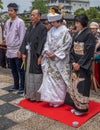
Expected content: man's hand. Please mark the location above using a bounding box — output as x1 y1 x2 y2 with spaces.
22 54 26 62
37 55 43 65
2 39 6 45
17 51 22 58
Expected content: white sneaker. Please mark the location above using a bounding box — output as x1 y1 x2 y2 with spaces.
71 109 76 113
53 104 63 108
74 111 86 116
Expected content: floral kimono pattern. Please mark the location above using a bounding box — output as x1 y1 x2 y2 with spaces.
38 25 72 104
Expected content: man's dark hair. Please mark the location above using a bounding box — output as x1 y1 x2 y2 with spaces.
7 3 18 12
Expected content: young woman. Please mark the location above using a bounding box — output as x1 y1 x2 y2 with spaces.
38 7 72 107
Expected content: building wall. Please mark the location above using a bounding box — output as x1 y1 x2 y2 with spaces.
48 0 90 14
48 0 71 13
71 1 90 14
1 0 90 14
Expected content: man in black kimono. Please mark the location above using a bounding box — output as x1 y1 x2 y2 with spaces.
19 9 47 101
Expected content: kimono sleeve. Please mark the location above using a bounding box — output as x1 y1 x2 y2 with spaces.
54 31 72 60
19 31 27 55
78 33 96 70
70 41 76 64
41 32 49 55
37 27 47 56
18 21 26 46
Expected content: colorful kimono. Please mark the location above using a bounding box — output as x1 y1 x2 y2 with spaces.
38 25 72 104
67 28 96 112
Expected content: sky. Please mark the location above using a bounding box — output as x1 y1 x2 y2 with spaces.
90 0 100 7
1 0 33 13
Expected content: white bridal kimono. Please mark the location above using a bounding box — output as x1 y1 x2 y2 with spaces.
38 25 72 104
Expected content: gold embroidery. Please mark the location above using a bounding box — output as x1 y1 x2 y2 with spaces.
74 42 84 55
68 71 89 110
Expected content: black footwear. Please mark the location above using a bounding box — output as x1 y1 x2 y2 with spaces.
17 90 24 94
8 87 18 92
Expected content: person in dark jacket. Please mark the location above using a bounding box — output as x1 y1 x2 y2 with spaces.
65 14 96 116
90 22 100 86
20 9 47 101
0 24 7 68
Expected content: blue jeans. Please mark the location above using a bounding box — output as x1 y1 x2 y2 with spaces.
9 57 25 91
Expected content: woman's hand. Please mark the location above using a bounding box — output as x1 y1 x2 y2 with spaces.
46 51 55 60
46 51 52 56
72 62 80 71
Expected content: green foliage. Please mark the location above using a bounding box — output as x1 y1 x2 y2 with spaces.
0 0 3 9
86 7 100 22
74 8 86 15
4 15 10 21
19 14 31 28
74 7 100 23
30 0 48 13
95 6 100 11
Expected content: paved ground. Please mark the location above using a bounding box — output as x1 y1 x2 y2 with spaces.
0 67 100 130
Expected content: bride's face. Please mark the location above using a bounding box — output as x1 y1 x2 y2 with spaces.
51 21 61 28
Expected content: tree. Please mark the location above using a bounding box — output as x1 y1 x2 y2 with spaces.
0 0 3 23
96 6 100 11
86 7 100 22
74 7 100 23
30 0 48 13
0 0 3 9
74 8 86 15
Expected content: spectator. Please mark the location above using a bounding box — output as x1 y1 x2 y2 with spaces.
43 20 52 31
0 25 6 68
90 22 100 85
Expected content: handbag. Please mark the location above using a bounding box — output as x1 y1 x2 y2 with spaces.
94 53 100 61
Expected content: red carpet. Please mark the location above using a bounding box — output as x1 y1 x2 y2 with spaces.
18 100 100 128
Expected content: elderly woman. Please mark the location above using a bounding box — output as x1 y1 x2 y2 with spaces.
90 22 99 36
90 22 100 86
38 7 72 107
67 14 96 116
